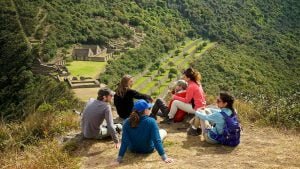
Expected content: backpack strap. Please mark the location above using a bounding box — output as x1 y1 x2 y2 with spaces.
219 111 229 119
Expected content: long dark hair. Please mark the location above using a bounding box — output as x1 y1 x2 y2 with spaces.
129 110 142 128
115 75 132 97
219 92 236 116
183 67 201 84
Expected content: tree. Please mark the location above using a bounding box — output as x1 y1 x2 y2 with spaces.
169 68 178 75
168 72 175 81
168 61 175 67
158 67 165 75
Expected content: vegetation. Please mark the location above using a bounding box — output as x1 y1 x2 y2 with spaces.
169 0 300 128
98 1 195 87
66 61 107 78
1 0 299 167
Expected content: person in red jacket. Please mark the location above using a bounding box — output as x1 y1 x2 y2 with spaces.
165 68 206 135
150 80 189 122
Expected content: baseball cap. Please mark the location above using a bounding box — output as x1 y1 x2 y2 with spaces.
133 99 153 112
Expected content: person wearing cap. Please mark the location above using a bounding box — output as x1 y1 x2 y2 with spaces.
115 99 173 164
114 75 153 119
150 80 189 122
81 88 121 148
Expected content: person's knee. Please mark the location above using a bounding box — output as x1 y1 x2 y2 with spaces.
159 129 167 140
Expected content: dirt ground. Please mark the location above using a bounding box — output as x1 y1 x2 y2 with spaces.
72 88 101 102
72 88 299 169
74 117 300 169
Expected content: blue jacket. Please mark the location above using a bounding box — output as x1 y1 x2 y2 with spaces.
195 108 233 141
117 115 166 161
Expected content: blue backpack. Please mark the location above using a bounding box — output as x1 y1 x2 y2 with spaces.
210 111 241 146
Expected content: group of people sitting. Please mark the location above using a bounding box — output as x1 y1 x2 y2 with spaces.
80 67 240 165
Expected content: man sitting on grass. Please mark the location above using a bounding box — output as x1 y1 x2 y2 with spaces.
81 88 121 148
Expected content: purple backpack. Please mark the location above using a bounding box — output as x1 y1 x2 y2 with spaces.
210 111 241 146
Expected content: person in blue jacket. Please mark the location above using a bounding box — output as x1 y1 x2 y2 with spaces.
193 92 237 144
115 99 173 164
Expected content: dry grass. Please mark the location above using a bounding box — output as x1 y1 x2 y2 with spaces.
1 98 299 169
72 88 100 102
0 140 79 169
0 110 81 169
75 117 300 169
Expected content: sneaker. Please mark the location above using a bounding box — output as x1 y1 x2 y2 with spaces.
187 127 202 136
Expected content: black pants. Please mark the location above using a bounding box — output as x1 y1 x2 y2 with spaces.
151 98 169 117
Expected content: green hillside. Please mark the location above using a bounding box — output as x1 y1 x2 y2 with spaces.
1 0 300 168
166 0 300 127
0 0 194 121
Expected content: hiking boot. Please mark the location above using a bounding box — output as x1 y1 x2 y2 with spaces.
187 127 202 136
161 117 173 124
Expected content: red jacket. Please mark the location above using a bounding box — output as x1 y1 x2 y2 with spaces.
173 81 206 110
168 91 187 122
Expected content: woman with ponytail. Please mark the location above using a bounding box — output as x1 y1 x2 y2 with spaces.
164 68 206 128
114 75 153 119
193 92 237 144
116 99 173 164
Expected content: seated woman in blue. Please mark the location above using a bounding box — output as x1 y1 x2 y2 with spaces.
194 92 237 144
116 99 173 164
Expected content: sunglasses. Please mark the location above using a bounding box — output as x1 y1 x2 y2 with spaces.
216 99 222 103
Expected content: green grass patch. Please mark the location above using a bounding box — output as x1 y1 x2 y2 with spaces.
66 61 107 78
132 76 150 89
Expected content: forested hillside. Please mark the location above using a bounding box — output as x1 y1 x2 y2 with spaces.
1 0 299 124
0 0 194 121
1 0 300 168
165 0 300 127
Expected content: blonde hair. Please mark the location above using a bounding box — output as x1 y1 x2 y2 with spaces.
115 75 133 97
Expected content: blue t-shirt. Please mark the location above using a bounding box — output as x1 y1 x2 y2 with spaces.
118 115 165 160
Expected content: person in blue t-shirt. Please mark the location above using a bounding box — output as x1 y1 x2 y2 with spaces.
192 92 237 144
115 99 173 164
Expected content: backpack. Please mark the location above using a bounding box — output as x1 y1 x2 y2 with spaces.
209 111 241 146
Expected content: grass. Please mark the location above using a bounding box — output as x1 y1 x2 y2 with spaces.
72 88 100 101
132 76 150 89
75 113 300 169
66 61 107 78
0 109 80 168
133 39 206 96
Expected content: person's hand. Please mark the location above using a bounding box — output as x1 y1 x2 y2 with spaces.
149 98 154 103
114 142 120 149
163 157 174 163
